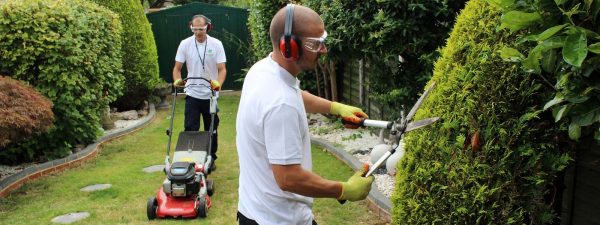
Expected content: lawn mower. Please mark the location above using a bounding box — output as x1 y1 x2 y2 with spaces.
147 77 216 219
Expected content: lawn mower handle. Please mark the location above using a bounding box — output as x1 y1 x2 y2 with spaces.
165 77 216 170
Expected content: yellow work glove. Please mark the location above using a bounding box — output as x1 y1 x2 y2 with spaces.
338 166 374 201
330 102 368 129
173 79 185 87
210 80 221 91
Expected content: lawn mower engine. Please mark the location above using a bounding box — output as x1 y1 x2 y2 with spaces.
163 161 202 197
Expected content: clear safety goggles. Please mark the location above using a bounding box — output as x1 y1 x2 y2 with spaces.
302 30 327 53
190 25 208 32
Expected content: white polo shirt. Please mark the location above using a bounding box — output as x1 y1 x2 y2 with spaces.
175 34 226 99
236 54 313 225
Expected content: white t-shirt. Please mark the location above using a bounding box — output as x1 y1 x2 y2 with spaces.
175 35 226 99
236 54 313 225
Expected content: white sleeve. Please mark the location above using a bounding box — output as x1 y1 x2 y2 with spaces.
216 41 226 64
175 40 186 63
263 104 303 165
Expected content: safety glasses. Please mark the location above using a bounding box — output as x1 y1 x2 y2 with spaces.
191 25 208 32
302 30 327 53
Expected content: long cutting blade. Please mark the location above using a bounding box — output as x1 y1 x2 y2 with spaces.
365 151 392 177
405 82 436 122
404 117 439 132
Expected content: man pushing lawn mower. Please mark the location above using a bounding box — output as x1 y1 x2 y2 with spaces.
235 4 374 225
147 77 217 220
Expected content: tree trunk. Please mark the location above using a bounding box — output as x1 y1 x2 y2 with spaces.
328 61 338 102
319 61 330 100
314 67 322 98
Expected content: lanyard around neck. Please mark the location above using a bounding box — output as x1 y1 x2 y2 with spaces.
194 38 208 71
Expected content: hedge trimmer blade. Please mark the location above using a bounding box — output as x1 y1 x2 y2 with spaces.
404 117 439 133
405 82 436 123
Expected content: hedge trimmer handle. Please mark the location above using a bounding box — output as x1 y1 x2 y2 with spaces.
342 118 393 129
338 164 370 205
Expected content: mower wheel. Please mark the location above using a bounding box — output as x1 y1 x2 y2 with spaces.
207 179 214 196
197 196 208 218
147 197 158 220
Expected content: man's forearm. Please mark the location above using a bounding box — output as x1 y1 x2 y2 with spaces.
173 68 182 81
302 91 332 114
218 69 226 85
272 164 342 198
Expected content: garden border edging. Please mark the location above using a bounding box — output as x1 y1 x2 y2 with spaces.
311 137 392 223
0 104 157 197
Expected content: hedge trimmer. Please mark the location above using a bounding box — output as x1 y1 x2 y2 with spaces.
339 82 438 204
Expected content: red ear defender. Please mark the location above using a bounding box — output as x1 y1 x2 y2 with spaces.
279 4 301 61
279 35 300 61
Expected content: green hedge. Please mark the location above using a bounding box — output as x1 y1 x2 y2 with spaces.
0 0 123 163
90 0 161 111
393 0 570 223
248 0 287 62
494 0 600 142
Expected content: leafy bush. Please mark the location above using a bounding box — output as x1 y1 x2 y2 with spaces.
0 0 123 164
394 0 571 223
248 0 287 62
90 0 161 111
303 0 466 118
494 0 600 142
0 76 54 148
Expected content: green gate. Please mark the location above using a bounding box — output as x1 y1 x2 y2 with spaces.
147 3 250 90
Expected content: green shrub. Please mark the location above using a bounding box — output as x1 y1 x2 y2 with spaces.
302 0 466 118
0 76 54 148
90 0 161 111
393 0 571 223
494 0 600 142
0 0 123 164
248 0 287 62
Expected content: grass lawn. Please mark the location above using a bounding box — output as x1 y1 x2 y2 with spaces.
0 92 386 225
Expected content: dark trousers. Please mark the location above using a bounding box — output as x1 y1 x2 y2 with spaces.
184 96 219 159
237 211 317 225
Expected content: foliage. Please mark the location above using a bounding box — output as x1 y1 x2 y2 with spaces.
0 76 54 148
90 0 161 111
493 0 600 142
247 0 288 62
220 0 251 8
173 0 219 5
0 0 123 164
218 29 254 78
394 0 571 223
302 0 466 119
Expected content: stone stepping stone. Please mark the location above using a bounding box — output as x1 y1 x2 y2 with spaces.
80 184 112 192
143 165 165 173
51 212 90 224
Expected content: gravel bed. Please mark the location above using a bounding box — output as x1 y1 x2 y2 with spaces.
0 164 33 180
308 113 396 198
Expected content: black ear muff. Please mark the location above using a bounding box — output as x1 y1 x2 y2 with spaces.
279 4 300 61
205 16 212 32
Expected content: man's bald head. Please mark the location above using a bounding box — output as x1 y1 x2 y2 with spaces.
269 4 324 48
